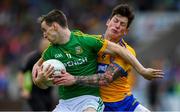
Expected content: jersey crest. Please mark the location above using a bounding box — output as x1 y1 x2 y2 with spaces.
75 46 83 54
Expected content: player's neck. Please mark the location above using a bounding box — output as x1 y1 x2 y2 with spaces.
104 33 122 43
57 29 71 44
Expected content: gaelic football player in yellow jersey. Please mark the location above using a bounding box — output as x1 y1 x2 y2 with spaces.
98 4 152 111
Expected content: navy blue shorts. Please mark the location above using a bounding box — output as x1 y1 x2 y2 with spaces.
104 95 139 112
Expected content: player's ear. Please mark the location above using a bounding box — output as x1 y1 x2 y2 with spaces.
52 22 58 31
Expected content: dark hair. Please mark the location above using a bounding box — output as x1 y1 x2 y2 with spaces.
38 9 68 28
110 4 134 28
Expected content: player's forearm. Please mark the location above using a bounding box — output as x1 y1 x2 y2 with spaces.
116 48 145 74
74 74 101 87
74 72 120 86
74 64 124 86
106 41 145 74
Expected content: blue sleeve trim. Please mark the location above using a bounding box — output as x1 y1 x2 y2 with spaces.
112 63 128 77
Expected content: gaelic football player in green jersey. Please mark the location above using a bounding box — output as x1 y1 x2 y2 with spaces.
32 9 163 112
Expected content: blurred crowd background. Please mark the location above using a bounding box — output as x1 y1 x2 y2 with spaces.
0 0 180 111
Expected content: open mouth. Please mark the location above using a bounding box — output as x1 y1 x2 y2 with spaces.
111 29 118 34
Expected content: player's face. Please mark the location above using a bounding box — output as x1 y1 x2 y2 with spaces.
41 21 59 44
106 14 128 41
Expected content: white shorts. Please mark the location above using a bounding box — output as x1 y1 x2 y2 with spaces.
53 95 104 112
134 104 151 112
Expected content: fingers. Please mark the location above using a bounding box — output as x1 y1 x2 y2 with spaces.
152 69 164 73
152 69 164 78
153 75 164 78
32 65 38 78
52 71 75 86
142 68 165 80
52 72 66 85
104 71 113 82
42 64 55 79
149 68 164 76
37 65 43 75
106 63 119 73
154 69 163 72
53 78 65 85
46 66 54 79
61 69 66 74
99 80 108 86
145 74 164 80
53 77 70 85
153 72 164 76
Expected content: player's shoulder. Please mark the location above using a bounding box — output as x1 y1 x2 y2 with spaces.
71 29 86 37
42 43 54 55
122 39 136 56
72 29 102 39
44 43 54 50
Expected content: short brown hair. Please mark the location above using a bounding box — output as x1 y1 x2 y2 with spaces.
38 9 68 28
110 4 134 28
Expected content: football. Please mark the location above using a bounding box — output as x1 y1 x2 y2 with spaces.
42 59 66 76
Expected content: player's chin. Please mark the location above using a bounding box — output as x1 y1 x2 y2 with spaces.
110 32 119 37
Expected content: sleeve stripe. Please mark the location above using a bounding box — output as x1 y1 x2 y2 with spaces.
98 39 108 55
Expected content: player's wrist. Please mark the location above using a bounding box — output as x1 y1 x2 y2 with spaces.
74 76 80 84
139 67 147 76
34 75 49 89
36 80 49 89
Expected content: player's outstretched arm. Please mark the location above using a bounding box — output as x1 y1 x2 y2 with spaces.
105 40 164 79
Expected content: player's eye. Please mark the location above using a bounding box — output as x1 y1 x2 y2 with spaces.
113 19 118 23
41 28 46 33
121 22 127 27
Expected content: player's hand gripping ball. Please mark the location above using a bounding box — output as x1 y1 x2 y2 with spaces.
42 59 66 86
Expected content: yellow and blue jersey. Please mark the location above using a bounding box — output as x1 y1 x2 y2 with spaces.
97 39 136 102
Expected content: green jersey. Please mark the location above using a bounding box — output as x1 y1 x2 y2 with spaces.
42 30 108 99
